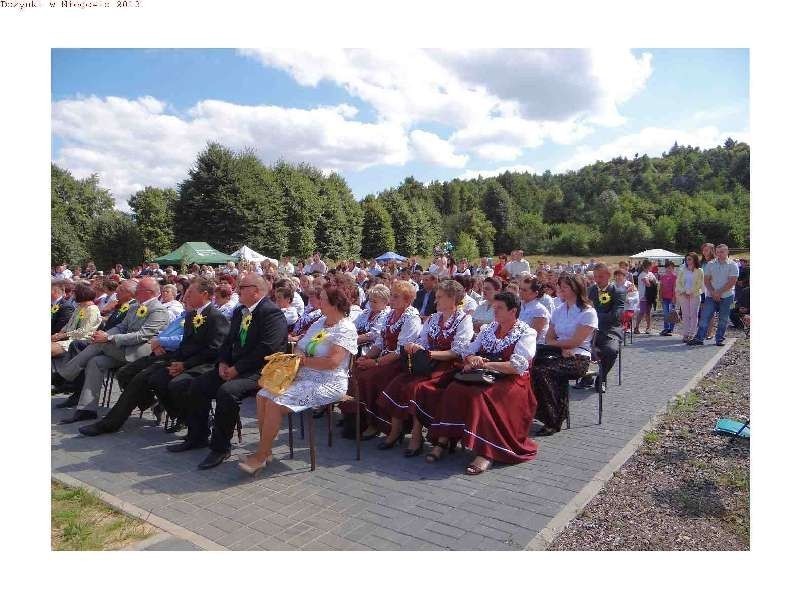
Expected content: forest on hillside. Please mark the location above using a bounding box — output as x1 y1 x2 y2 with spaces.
51 138 749 267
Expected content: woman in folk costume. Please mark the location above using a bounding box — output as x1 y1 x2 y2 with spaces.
426 291 538 475
353 284 391 352
288 284 324 343
373 279 473 456
350 280 422 440
239 284 357 476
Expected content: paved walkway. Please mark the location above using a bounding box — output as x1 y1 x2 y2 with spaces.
51 335 728 550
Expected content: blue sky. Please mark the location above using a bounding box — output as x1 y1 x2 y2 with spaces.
51 48 749 208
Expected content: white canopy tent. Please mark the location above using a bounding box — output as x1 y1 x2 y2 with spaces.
629 249 683 261
231 245 278 266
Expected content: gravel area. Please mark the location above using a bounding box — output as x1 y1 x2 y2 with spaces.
549 333 750 551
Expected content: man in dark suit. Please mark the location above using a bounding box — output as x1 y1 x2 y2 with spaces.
171 273 288 470
51 280 76 335
413 272 438 320
575 263 625 393
78 278 229 436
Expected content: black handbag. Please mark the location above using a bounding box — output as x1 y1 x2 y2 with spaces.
454 368 502 385
400 347 436 376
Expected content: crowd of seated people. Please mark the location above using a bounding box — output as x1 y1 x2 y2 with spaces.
51 244 747 476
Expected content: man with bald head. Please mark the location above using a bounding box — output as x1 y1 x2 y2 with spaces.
174 273 288 470
56 277 170 424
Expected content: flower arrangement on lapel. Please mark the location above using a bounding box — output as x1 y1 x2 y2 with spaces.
136 305 148 318
119 302 131 314
51 304 60 315
598 291 612 305
241 313 253 332
192 313 206 330
77 308 87 321
306 328 329 356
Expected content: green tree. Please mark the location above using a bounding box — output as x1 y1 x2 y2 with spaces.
482 181 516 253
549 223 601 255
86 211 144 269
361 198 395 259
652 214 678 249
51 164 114 266
128 186 177 260
509 212 548 254
454 232 479 262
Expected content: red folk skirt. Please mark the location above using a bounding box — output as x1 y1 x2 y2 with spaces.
374 362 459 430
427 372 539 464
341 361 406 434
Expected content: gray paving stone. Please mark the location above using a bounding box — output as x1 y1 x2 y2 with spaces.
52 335 727 550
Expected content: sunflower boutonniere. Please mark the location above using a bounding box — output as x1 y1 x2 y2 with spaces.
51 304 60 315
136 305 148 318
77 308 87 321
118 302 131 314
239 312 253 346
192 313 206 330
598 291 612 305
306 329 329 357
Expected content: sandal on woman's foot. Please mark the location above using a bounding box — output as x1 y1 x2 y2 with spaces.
425 442 448 463
466 457 493 476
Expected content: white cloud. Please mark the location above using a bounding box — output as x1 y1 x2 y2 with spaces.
243 49 651 128
554 126 751 172
241 48 651 155
457 164 539 181
52 95 410 208
409 130 468 168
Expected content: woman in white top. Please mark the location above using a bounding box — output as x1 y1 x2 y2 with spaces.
278 257 295 276
240 284 358 475
676 252 704 342
472 276 501 332
51 282 102 357
518 276 551 345
454 258 472 277
427 291 539 475
353 284 390 350
351 280 423 440
532 273 598 435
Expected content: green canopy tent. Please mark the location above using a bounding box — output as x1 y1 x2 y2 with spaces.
154 242 237 266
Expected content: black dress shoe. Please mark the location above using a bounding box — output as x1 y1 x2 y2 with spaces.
78 421 116 437
165 419 186 434
166 439 208 453
60 410 98 425
198 450 231 470
55 394 79 409
404 442 425 458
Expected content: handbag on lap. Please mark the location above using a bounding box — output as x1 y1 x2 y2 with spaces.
399 347 436 376
454 368 502 385
258 352 301 395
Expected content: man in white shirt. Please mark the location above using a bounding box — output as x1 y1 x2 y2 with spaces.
688 244 739 347
304 252 328 275
474 257 493 278
504 250 531 279
278 257 295 276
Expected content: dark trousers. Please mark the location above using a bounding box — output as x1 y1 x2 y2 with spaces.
101 355 168 429
185 368 260 452
161 364 216 421
578 333 620 384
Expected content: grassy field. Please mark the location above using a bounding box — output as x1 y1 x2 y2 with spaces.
51 481 157 551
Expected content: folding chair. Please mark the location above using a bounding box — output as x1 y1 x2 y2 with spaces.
100 368 118 408
565 332 605 429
